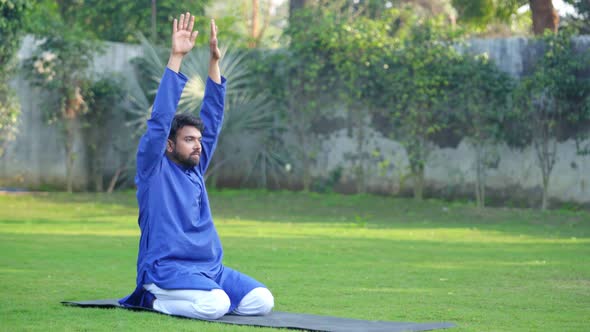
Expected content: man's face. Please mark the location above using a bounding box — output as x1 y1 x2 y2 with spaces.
167 126 202 168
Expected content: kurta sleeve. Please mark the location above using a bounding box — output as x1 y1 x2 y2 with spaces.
136 68 188 182
198 76 227 174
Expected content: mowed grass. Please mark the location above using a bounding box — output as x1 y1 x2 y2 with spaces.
0 190 589 331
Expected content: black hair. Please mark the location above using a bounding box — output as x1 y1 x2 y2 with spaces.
168 113 204 142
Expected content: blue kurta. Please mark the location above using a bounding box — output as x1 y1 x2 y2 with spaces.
120 68 227 307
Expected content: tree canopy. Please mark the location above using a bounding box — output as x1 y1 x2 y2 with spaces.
27 0 210 44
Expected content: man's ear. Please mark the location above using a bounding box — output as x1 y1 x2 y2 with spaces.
166 138 174 153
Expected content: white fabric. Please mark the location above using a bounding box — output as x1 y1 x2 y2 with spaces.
233 287 274 316
145 283 230 320
144 284 274 320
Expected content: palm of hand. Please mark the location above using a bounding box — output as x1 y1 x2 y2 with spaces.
173 31 195 55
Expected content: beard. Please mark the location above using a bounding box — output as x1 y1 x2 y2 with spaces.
171 148 200 168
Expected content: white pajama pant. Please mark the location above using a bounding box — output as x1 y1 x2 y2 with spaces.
144 283 274 320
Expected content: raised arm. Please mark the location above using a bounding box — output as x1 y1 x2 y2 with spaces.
136 13 198 181
198 19 226 174
208 19 221 83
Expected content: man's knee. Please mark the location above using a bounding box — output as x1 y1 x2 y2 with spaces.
235 287 274 316
189 289 231 320
254 288 275 315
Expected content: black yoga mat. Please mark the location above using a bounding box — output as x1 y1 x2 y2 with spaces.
62 299 455 332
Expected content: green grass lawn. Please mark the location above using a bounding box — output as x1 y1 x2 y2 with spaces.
0 190 588 331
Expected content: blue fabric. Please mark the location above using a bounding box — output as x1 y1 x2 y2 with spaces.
216 267 265 312
120 68 264 311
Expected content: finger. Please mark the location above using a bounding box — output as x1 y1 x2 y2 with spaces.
211 19 216 38
188 15 195 32
173 18 178 33
190 30 199 44
179 14 185 31
184 12 190 29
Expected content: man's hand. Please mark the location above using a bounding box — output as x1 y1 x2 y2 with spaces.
208 18 221 83
167 12 198 72
210 19 221 61
172 12 198 57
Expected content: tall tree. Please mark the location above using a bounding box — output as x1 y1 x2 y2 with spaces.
24 8 100 192
453 54 514 209
0 0 31 158
327 9 397 193
530 0 559 34
385 15 462 200
513 32 590 210
283 3 336 191
82 75 125 192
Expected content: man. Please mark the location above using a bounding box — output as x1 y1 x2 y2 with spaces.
119 13 274 320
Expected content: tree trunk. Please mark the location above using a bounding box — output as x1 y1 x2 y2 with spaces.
407 136 426 201
90 132 104 192
529 0 559 35
292 86 311 192
534 136 556 211
107 165 124 193
64 119 75 193
249 0 259 48
474 144 485 209
302 137 311 192
246 0 274 48
413 165 424 201
355 110 366 194
107 153 132 194
302 163 311 191
541 175 549 210
93 162 104 192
